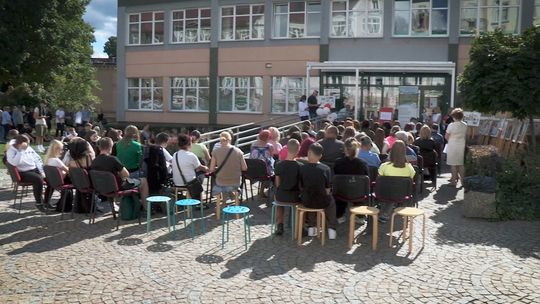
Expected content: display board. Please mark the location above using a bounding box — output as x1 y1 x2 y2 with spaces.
397 86 419 126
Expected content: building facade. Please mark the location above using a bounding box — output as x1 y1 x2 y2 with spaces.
117 0 540 127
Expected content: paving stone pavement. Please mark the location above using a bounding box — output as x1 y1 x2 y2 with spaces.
0 169 539 304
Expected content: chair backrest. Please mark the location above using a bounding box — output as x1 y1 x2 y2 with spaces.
69 167 92 190
6 163 22 183
244 158 270 179
89 170 119 195
375 176 413 202
332 175 370 202
420 150 437 168
43 165 65 188
416 154 424 170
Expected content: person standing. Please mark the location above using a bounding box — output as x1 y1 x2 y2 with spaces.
34 102 48 153
12 106 24 132
55 106 66 138
298 95 309 121
307 90 319 120
445 108 467 186
1 106 12 142
81 107 91 125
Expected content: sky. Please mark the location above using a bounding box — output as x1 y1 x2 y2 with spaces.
83 0 118 58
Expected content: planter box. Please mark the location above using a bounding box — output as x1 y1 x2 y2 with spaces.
463 191 498 219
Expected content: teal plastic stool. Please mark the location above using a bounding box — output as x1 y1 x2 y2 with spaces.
221 205 251 250
174 199 205 239
146 196 172 233
270 201 298 240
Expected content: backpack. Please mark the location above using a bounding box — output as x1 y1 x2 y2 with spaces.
250 145 274 175
142 145 168 194
120 195 141 221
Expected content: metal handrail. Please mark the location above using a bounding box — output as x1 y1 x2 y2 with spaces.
200 122 254 139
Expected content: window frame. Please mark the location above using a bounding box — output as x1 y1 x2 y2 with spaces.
170 8 212 44
330 0 385 38
459 0 521 36
535 0 540 25
218 76 264 113
170 77 210 112
126 78 163 111
219 4 266 41
272 1 322 39
127 11 165 45
392 0 450 37
271 76 306 114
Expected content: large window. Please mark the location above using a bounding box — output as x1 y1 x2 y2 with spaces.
172 8 211 43
271 77 320 113
127 78 163 111
533 0 540 25
219 77 263 112
128 12 164 45
221 4 265 40
331 0 384 37
460 0 520 35
170 77 209 111
393 0 449 36
273 2 321 38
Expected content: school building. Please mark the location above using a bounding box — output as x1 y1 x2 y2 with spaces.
115 0 540 127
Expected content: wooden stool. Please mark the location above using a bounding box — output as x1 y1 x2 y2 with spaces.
215 191 239 220
389 207 426 253
296 206 326 246
173 186 191 216
348 206 379 250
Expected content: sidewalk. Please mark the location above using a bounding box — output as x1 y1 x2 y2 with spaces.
0 170 539 303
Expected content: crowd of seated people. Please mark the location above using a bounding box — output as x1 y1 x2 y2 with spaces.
3 116 444 242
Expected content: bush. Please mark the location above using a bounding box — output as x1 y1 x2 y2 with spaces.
495 153 540 220
465 145 502 177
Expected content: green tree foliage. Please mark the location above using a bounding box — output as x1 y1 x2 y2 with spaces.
0 0 99 110
104 36 117 58
459 27 540 152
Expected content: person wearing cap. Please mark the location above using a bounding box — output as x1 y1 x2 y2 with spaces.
358 136 381 168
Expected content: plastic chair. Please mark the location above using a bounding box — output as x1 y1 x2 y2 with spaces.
243 159 273 200
389 207 426 253
296 205 326 246
89 170 140 230
373 176 414 207
419 150 438 188
6 164 32 213
69 167 97 224
44 165 75 220
221 205 251 250
332 175 371 205
146 196 172 233
174 198 205 239
270 201 299 240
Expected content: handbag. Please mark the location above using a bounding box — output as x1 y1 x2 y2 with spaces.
175 153 204 198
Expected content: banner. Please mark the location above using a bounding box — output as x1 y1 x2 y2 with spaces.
398 86 419 126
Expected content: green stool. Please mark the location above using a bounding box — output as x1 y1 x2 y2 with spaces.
174 199 205 239
270 201 298 240
221 205 251 250
146 196 172 233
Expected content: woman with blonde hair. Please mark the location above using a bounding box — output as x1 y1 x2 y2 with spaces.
268 127 282 158
445 108 467 185
209 131 247 197
114 125 143 177
45 139 69 174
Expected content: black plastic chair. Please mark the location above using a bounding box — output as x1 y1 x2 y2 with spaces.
420 150 438 188
415 155 424 195
69 167 97 224
332 175 371 205
6 164 33 213
373 176 414 207
89 170 140 230
43 165 75 219
242 159 273 200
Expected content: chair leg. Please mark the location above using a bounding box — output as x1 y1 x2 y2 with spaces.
320 212 326 246
243 214 248 250
215 194 222 221
89 193 96 224
291 205 296 241
316 212 321 239
270 204 276 237
199 202 205 234
389 212 397 247
297 211 304 246
348 213 355 248
71 190 75 219
402 216 408 241
146 201 152 233
372 214 378 251
422 214 426 248
408 216 414 253
221 213 226 248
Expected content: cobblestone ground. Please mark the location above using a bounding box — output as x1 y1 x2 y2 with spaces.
0 169 539 304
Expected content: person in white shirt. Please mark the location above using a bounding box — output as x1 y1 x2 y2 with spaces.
55 107 66 138
298 95 309 121
172 134 208 200
2 106 12 142
74 110 83 127
34 102 48 153
6 135 47 212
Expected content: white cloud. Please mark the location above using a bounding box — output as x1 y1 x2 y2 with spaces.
84 0 118 58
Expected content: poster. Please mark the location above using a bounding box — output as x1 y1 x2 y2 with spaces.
398 86 419 126
463 111 481 127
478 119 492 136
518 122 529 143
504 120 515 140
319 96 336 108
512 121 523 142
498 119 508 139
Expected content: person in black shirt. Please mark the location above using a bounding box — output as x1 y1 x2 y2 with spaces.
91 137 129 187
333 138 369 222
307 90 319 119
299 143 338 239
318 126 345 169
273 139 302 236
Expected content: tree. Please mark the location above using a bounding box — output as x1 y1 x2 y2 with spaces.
0 0 100 110
459 27 540 152
104 36 117 58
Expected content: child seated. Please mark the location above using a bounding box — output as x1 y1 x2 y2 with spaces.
299 143 338 239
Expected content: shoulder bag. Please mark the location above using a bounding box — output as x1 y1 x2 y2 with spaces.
175 152 204 198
